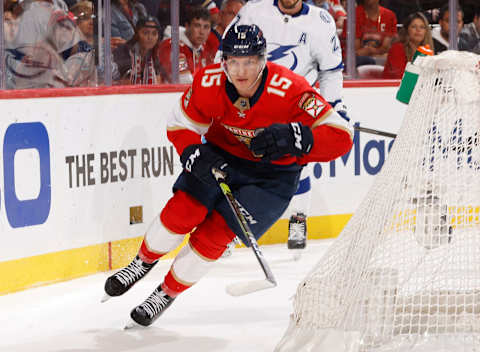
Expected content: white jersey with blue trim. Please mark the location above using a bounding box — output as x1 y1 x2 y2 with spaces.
232 0 343 94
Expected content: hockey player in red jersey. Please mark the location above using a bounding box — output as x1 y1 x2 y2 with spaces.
103 24 353 328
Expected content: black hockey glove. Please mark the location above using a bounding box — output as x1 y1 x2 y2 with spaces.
180 143 229 185
250 122 314 161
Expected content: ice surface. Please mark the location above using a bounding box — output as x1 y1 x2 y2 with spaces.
0 240 332 352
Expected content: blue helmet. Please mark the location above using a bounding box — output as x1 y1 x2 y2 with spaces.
222 24 267 59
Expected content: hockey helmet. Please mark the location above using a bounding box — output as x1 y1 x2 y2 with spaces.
222 24 266 59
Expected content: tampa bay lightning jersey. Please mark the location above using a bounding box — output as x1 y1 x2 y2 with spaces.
232 0 343 86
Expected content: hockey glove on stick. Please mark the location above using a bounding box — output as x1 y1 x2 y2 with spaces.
249 122 314 161
180 144 229 185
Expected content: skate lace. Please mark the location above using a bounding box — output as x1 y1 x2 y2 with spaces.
289 222 305 241
141 290 171 318
115 258 149 287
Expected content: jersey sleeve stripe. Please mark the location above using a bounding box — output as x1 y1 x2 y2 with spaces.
180 103 211 129
325 62 345 72
311 109 334 129
311 109 353 138
322 123 354 140
311 109 353 139
166 100 211 136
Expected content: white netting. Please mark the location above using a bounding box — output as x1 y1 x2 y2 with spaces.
276 51 480 352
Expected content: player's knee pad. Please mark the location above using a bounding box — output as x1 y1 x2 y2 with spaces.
189 210 236 260
160 190 209 234
163 243 215 297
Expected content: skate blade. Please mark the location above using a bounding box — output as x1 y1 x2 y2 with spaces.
100 293 112 303
124 318 145 330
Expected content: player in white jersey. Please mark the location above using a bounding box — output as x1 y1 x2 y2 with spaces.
225 0 349 257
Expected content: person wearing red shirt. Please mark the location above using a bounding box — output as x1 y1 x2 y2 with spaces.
383 12 433 79
157 6 215 83
103 24 353 328
209 0 245 52
353 0 398 66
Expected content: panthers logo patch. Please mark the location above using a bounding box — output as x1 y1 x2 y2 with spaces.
298 93 325 119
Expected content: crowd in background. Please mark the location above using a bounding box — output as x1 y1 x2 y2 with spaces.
2 0 480 89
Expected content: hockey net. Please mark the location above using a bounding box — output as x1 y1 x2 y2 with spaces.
276 51 480 352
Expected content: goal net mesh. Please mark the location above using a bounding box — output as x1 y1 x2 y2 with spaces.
276 51 480 352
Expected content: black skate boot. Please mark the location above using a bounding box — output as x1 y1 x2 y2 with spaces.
103 255 157 300
288 212 307 250
130 286 175 327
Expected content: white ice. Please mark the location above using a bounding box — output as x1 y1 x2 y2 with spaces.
0 240 332 352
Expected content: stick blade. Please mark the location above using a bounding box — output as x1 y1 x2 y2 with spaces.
226 279 276 296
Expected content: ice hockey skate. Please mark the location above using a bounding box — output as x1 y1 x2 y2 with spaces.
102 255 157 302
288 212 307 261
125 286 175 328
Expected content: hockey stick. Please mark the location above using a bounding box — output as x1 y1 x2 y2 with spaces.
212 168 277 296
355 125 397 139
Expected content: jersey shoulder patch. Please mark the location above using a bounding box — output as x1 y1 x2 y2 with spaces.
298 92 327 119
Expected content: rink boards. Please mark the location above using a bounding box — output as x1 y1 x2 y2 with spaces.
0 82 405 294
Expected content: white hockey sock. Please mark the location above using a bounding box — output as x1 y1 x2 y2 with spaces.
144 214 186 254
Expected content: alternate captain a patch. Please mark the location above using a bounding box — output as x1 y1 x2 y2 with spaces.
298 93 326 119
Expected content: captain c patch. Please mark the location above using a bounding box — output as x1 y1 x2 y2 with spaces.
298 93 326 119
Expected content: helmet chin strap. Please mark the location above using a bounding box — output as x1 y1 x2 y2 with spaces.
222 56 267 94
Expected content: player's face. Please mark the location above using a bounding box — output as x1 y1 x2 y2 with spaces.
278 0 302 11
185 18 211 48
225 55 264 96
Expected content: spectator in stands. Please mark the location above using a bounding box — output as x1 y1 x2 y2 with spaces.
138 0 160 18
49 10 97 86
70 1 94 45
202 0 220 26
214 0 245 37
209 0 245 52
458 6 480 54
113 16 164 85
351 0 398 66
432 4 463 54
382 12 433 79
4 8 20 44
6 0 94 89
157 6 214 83
4 2 21 89
159 0 220 40
111 0 148 48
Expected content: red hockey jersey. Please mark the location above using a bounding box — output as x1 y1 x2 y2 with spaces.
167 62 352 165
